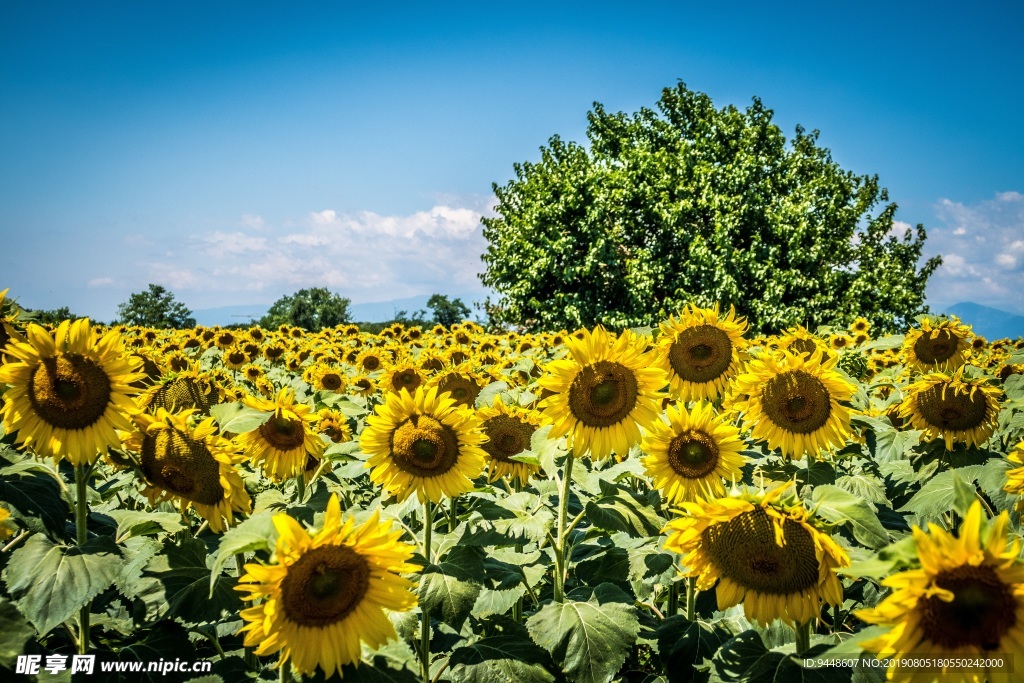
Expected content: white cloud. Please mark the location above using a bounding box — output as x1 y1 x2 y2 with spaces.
87 277 114 287
995 253 1017 269
239 214 268 232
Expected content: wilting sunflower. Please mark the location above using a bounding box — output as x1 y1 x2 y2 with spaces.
657 304 748 402
902 316 973 372
361 386 486 503
477 399 542 484
899 370 1002 450
856 501 1024 683
641 401 746 504
236 494 418 678
123 408 250 533
0 319 143 465
538 326 666 461
663 484 848 626
730 349 854 459
238 388 325 481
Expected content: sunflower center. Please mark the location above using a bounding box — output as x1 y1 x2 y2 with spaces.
437 375 481 407
482 415 535 462
667 430 720 478
149 376 216 414
761 370 832 435
919 564 1016 650
391 414 460 477
916 384 989 431
279 545 370 628
701 508 819 595
28 354 112 430
396 371 421 391
363 356 381 371
668 325 733 383
568 361 639 427
914 330 958 365
258 415 307 451
140 428 224 506
322 373 343 391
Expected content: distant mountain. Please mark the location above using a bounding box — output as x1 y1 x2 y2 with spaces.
191 304 268 327
941 302 1024 341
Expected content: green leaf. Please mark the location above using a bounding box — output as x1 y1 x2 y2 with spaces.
144 537 242 624
472 587 527 619
2 534 123 635
475 381 511 409
834 474 888 506
898 465 984 522
527 597 640 683
656 615 731 683
0 464 69 537
119 621 199 682
419 546 484 631
449 635 555 683
493 492 555 545
209 402 272 434
209 511 276 593
585 486 665 538
105 509 185 542
0 598 35 668
712 630 844 683
841 535 918 580
809 485 889 548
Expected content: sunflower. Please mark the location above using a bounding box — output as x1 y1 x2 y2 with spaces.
431 365 486 408
238 388 325 481
663 484 848 626
380 362 424 395
777 326 830 361
849 317 871 336
641 401 746 504
305 362 346 393
122 408 250 533
856 501 1024 683
316 409 353 444
730 349 854 459
0 506 15 540
828 333 853 351
139 369 219 415
902 317 973 372
236 494 418 678
657 304 748 402
349 374 376 397
361 386 487 503
0 319 143 465
538 326 666 461
899 370 1002 450
355 348 386 374
477 399 542 484
223 343 249 372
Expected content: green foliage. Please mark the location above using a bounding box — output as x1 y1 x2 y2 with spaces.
481 82 940 333
117 283 196 328
259 287 352 329
427 294 471 327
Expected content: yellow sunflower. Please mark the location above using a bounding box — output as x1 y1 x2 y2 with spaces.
0 506 15 541
139 369 219 415
1003 440 1024 510
305 362 347 393
899 370 1002 450
122 408 251 533
477 399 543 485
361 386 487 503
856 501 1024 683
641 401 746 504
0 319 143 465
849 317 871 336
777 326 831 361
538 326 666 461
316 408 353 444
380 361 425 395
238 388 325 481
902 317 973 372
236 494 418 678
430 365 487 408
656 304 748 402
730 349 854 459
663 484 848 626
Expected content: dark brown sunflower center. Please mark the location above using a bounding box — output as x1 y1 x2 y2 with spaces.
279 545 370 628
668 325 733 383
482 415 535 462
394 371 421 392
914 330 959 365
667 430 720 478
567 360 639 427
761 370 832 435
265 346 285 360
140 428 224 505
391 414 460 477
362 356 381 371
701 508 819 595
321 373 343 391
916 383 989 431
321 421 348 443
150 376 216 414
28 354 112 430
258 415 307 451
919 564 1016 651
438 375 481 407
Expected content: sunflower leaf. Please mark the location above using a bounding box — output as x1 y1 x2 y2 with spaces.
810 485 889 549
711 630 842 683
209 402 272 435
209 511 276 595
104 510 186 542
897 465 985 524
656 615 732 683
449 635 556 683
475 381 510 409
0 463 69 538
144 537 242 625
0 598 35 669
419 546 485 631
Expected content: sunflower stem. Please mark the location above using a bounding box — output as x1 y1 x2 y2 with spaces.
295 472 306 503
421 500 434 683
685 576 697 622
553 450 576 603
794 620 812 655
667 580 679 617
74 463 91 655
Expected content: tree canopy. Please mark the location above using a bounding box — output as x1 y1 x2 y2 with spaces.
259 288 351 330
426 294 471 327
480 82 941 335
117 284 195 329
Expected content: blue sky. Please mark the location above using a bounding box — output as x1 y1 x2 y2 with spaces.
2 1 1022 321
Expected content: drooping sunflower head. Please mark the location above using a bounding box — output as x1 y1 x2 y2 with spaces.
238 388 325 481
641 401 746 504
899 370 1002 450
122 408 251 533
139 369 219 415
856 501 1024 679
656 304 748 402
236 494 419 678
664 484 848 626
538 326 666 461
477 399 543 485
730 349 855 459
902 316 973 372
0 319 144 465
360 386 487 503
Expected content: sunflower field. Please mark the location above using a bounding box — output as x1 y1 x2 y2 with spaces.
2 287 1024 683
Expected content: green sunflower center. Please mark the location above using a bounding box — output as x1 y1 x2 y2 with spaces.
568 360 639 428
140 427 225 506
919 564 1017 651
668 325 733 383
761 370 832 435
280 545 371 628
28 354 112 430
391 414 460 477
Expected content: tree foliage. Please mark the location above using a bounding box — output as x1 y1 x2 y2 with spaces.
116 284 195 329
480 82 941 334
259 287 351 330
427 294 472 327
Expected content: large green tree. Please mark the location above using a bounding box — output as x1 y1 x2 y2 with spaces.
480 82 941 334
426 294 471 327
117 284 195 329
259 287 351 330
